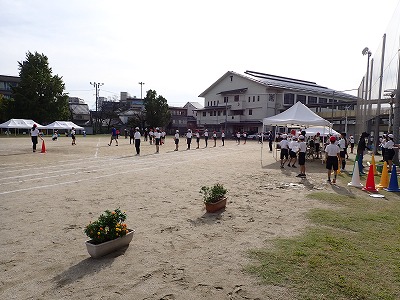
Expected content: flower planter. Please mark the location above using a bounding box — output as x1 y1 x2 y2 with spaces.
85 229 135 258
205 197 227 213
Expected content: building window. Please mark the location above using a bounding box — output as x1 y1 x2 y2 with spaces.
249 109 253 115
209 112 212 116
207 101 210 106
297 95 306 104
218 111 221 116
284 93 295 105
202 112 206 116
268 94 275 102
248 96 250 102
319 97 327 104
223 110 226 115
308 96 317 104
253 96 255 102
213 101 216 106
224 96 228 103
257 95 260 101
234 95 239 102
213 111 216 116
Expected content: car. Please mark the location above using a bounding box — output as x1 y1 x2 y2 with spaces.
247 133 258 140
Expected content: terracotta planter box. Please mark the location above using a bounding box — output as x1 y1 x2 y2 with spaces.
85 229 135 258
205 197 227 213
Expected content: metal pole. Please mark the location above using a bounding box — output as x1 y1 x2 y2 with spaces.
374 34 386 154
393 48 400 164
139 82 145 100
224 97 227 134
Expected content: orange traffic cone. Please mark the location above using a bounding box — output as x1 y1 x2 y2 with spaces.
376 161 389 189
362 165 377 192
41 140 46 153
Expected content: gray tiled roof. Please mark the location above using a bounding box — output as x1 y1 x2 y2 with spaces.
244 71 358 100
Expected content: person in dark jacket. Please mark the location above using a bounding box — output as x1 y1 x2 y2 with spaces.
356 132 369 174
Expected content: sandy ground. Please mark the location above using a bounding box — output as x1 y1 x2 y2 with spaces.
0 135 363 299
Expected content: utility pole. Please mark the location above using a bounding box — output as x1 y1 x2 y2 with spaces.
90 82 104 134
139 82 145 100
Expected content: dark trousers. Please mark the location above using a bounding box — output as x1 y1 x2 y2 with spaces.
269 141 273 151
31 136 38 151
135 139 140 154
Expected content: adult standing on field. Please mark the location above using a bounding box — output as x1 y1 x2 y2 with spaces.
108 126 119 146
357 132 369 175
30 124 43 152
134 127 141 155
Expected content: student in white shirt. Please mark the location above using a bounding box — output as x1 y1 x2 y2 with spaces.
296 135 307 178
186 129 192 150
221 130 225 146
30 124 43 152
279 134 289 168
174 130 179 151
287 136 298 168
338 133 347 171
71 127 76 145
204 129 209 147
383 133 398 172
213 131 217 147
325 136 340 183
134 127 141 155
154 128 161 153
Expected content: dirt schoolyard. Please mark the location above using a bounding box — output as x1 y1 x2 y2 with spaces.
0 135 364 299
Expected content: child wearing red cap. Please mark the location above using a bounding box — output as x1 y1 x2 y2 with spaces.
325 136 340 183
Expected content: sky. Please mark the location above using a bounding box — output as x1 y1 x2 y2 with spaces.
1 0 399 110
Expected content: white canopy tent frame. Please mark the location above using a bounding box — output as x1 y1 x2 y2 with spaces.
260 102 333 165
0 119 45 136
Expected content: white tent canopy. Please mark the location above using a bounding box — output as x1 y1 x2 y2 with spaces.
263 102 332 127
43 121 84 130
0 119 45 129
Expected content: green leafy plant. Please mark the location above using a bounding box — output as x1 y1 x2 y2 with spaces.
84 208 129 245
200 183 227 204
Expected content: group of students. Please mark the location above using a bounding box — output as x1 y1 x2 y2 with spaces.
279 132 350 183
174 129 226 151
279 130 398 183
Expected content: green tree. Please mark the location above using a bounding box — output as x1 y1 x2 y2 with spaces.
0 94 12 123
143 89 171 128
11 51 69 124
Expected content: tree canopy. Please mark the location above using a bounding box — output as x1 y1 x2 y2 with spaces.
10 51 70 124
143 89 171 128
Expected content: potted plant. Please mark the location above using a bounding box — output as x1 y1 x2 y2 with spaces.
84 208 134 258
200 183 228 213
